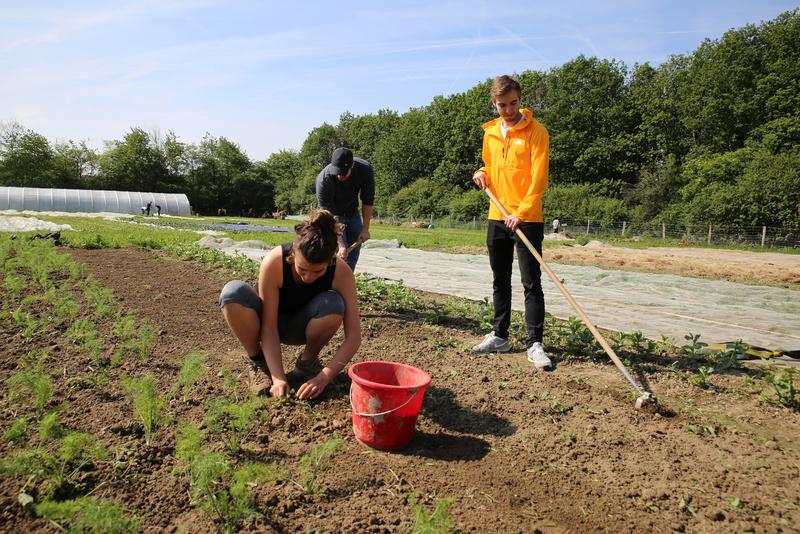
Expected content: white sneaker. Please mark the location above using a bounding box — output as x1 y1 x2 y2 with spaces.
527 342 552 369
472 331 510 353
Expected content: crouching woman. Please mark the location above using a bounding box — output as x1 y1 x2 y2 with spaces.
219 209 360 400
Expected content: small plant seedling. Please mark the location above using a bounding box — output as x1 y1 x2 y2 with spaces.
44 286 80 326
2 417 30 445
725 496 741 508
113 312 136 340
123 375 166 447
547 401 572 416
133 320 159 363
172 351 208 403
5 367 56 419
678 495 696 516
431 336 456 350
204 396 267 454
558 430 577 444
34 496 140 534
79 277 117 319
689 366 714 389
221 369 245 403
687 424 717 437
761 367 798 409
3 271 26 297
411 496 455 534
299 437 343 494
477 297 494 332
425 301 447 324
12 306 40 343
67 318 104 365
175 421 281 532
563 316 597 357
0 417 108 500
681 333 707 360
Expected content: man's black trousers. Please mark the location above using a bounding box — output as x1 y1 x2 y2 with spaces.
487 220 545 348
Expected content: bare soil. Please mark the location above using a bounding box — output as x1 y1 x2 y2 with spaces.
548 244 800 288
2 247 799 533
454 243 800 288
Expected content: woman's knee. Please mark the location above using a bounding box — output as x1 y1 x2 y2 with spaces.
310 290 345 318
219 280 260 311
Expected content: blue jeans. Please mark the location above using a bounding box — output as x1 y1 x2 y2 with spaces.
340 211 363 271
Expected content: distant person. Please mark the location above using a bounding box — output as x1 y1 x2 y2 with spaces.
145 201 152 216
316 147 375 271
219 209 361 400
471 75 552 370
552 217 561 234
156 204 162 216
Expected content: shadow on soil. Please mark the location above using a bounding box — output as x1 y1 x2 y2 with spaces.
421 386 516 437
397 431 491 461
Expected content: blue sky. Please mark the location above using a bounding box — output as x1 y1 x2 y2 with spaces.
2 1 797 160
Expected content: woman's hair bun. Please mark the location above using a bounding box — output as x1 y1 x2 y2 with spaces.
292 209 342 264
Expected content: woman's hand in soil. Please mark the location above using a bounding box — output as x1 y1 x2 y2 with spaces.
270 379 290 399
296 374 329 400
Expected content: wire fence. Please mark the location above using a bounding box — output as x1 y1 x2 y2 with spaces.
375 214 800 249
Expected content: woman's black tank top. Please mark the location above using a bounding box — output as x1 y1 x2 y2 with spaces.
279 243 336 314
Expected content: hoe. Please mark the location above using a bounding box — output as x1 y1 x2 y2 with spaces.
484 188 655 410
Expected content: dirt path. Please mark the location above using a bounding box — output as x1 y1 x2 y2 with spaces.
546 243 800 288
2 247 799 533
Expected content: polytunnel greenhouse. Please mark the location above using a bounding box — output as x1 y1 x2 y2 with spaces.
0 187 192 216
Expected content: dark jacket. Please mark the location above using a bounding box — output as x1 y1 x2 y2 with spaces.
315 157 375 217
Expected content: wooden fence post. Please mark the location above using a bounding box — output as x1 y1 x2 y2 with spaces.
707 224 712 244
586 219 590 235
622 221 626 236
761 226 767 247
662 223 666 239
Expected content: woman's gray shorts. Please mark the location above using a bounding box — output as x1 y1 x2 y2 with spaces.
219 280 345 345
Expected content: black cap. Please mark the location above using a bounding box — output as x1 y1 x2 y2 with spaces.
330 147 354 176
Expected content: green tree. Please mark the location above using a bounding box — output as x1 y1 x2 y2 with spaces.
52 140 98 189
385 178 455 218
372 108 440 211
97 128 172 192
185 135 252 214
295 123 340 213
345 109 399 164
0 123 58 187
427 81 493 191
263 149 301 213
447 188 488 221
539 55 643 186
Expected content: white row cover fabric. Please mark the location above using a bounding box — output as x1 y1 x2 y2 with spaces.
0 187 192 216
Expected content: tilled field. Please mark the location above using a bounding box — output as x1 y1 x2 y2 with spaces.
1 246 798 533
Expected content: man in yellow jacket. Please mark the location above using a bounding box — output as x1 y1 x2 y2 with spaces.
472 75 552 369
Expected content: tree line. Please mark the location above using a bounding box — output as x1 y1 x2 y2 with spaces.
1 10 797 229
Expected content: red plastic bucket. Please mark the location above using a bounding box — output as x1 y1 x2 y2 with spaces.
348 361 431 451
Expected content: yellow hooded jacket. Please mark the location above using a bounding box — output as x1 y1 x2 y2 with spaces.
477 108 549 222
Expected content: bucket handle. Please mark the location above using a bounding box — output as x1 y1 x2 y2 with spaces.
349 383 420 418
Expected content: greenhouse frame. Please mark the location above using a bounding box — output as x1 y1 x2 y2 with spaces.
0 187 192 216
